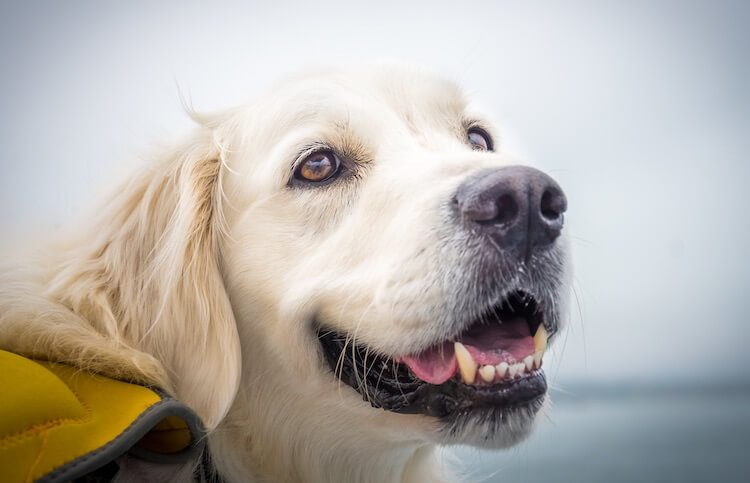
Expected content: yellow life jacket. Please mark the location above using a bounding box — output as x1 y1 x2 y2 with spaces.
0 350 205 482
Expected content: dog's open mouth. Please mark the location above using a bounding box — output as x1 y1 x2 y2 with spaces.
317 290 549 420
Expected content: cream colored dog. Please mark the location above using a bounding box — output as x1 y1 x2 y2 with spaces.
0 62 571 482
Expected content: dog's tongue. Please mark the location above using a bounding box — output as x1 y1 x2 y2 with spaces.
399 316 534 384
400 342 457 385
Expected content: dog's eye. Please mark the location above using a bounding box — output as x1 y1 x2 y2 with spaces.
294 150 341 183
467 128 493 152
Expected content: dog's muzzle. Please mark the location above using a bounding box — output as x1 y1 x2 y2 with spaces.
317 166 568 430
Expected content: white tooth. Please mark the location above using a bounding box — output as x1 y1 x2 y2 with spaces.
514 363 525 377
534 352 543 369
454 342 477 384
534 325 548 354
523 355 534 371
479 364 496 382
495 362 509 378
508 363 519 378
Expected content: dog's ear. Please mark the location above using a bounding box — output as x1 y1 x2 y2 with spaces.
45 125 242 430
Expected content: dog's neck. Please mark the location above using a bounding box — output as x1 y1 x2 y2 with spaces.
207 383 455 483
209 434 448 483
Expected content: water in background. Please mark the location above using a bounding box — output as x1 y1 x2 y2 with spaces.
454 384 750 483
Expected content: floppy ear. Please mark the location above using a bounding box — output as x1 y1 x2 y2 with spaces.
39 125 242 430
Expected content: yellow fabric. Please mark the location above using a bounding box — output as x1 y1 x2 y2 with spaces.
0 350 163 483
135 416 191 454
0 351 87 443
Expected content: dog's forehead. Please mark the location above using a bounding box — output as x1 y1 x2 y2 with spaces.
264 65 469 132
355 65 468 123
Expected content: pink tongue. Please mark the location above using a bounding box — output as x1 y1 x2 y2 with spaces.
400 342 457 385
399 316 534 384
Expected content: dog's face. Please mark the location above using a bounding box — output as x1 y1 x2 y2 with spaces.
219 64 571 449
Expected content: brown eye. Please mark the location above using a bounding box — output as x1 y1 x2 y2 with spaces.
295 150 340 183
468 128 492 151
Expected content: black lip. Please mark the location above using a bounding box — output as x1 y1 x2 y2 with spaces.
317 328 547 419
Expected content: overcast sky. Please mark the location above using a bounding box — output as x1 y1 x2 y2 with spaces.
1 0 748 386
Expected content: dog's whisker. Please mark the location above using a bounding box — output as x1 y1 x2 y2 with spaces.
361 345 372 403
347 296 381 406
374 357 389 394
335 332 354 388
391 358 409 405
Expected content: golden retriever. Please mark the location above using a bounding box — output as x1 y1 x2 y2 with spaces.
0 62 571 482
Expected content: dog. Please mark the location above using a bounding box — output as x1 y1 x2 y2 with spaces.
0 62 571 482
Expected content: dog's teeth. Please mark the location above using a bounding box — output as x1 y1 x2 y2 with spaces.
534 352 543 369
523 355 534 371
454 342 477 384
509 363 525 378
534 325 548 354
495 362 509 379
508 363 519 378
478 364 496 382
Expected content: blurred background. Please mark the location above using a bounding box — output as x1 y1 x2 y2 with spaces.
1 1 748 481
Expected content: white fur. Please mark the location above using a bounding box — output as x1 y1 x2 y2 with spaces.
0 62 569 482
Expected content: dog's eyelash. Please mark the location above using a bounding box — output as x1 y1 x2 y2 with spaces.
463 120 497 150
292 143 334 170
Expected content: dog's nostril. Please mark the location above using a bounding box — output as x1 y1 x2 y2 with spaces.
540 189 566 221
495 194 519 225
454 166 567 258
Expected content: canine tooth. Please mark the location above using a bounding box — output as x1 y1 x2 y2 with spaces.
495 362 509 378
479 364 496 382
534 352 543 369
534 325 548 353
454 342 477 384
508 363 519 378
523 355 534 371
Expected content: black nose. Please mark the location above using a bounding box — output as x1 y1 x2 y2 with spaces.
455 166 567 261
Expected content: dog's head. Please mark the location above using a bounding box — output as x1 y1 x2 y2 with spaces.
44 62 570 459
200 63 572 449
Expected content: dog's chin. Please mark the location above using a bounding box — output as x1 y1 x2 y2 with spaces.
316 290 552 448
435 396 544 448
